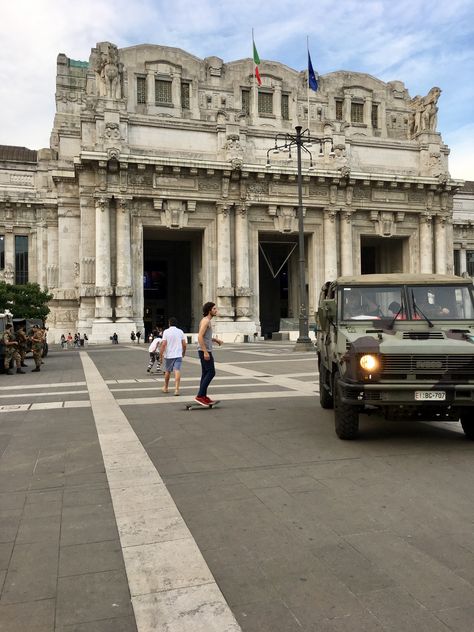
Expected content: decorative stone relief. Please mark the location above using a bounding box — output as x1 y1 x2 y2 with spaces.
370 211 400 237
273 206 298 233
160 199 188 229
89 42 123 100
80 257 95 284
47 265 59 288
409 87 441 137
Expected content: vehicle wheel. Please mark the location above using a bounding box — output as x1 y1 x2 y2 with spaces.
319 364 334 409
334 371 359 440
460 411 474 440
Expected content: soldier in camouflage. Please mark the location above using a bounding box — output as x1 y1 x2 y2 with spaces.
30 325 44 372
3 324 25 375
15 326 29 367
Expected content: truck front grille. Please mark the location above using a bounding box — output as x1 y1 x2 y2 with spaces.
381 354 474 379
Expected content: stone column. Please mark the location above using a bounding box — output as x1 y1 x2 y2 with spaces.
94 198 112 319
172 68 182 116
364 95 373 127
323 208 338 280
340 210 353 275
4 226 14 282
343 93 351 124
459 245 467 275
115 198 134 320
146 70 155 106
274 84 282 120
216 202 233 319
419 213 433 273
434 214 447 274
235 204 251 320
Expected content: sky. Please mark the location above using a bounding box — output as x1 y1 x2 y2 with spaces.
1 0 473 180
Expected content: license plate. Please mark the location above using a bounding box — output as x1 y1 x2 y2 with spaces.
415 391 446 401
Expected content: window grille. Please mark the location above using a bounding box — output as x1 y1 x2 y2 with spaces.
15 235 28 285
155 79 172 105
351 102 364 123
241 89 250 115
181 82 190 109
281 94 289 120
371 103 378 128
137 77 146 104
335 99 343 121
258 91 273 115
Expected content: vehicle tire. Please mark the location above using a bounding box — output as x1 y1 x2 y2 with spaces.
319 364 334 409
334 371 359 440
460 410 474 440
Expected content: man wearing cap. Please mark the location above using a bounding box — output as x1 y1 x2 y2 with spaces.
3 324 25 375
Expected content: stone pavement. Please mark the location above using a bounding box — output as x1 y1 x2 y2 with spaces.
1 342 474 631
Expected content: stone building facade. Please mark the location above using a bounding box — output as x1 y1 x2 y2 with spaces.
0 41 468 342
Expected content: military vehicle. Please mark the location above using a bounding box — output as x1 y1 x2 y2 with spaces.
316 274 474 440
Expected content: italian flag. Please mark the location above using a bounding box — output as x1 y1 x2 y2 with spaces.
253 39 262 86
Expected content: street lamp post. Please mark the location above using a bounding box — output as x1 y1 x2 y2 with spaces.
267 125 333 351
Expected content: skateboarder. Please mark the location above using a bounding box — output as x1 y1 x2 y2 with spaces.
194 301 223 406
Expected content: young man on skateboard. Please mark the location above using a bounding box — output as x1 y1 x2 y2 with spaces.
194 302 223 406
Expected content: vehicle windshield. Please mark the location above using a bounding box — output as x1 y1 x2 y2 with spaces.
408 285 474 320
341 286 403 320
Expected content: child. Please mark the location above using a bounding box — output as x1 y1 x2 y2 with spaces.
147 333 162 373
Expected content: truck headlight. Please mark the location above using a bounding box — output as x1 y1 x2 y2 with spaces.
359 354 379 372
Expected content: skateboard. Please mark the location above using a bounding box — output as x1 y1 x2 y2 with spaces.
185 400 220 410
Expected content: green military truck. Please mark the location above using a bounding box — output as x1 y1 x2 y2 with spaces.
316 274 474 440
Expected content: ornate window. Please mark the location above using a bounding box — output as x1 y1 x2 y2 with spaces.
371 103 379 128
181 82 190 109
155 79 172 105
281 94 289 120
351 101 364 123
137 77 146 104
15 235 28 285
241 89 250 115
335 99 343 121
258 91 273 115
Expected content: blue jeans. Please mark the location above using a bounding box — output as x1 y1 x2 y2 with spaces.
197 350 215 397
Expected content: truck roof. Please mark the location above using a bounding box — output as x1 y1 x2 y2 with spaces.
335 273 470 286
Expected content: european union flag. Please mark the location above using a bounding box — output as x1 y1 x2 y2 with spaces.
308 51 318 91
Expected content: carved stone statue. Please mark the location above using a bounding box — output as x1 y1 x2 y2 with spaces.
409 87 441 137
89 42 123 99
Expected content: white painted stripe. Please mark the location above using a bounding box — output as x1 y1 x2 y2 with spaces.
117 390 315 406
0 381 86 392
79 352 242 632
0 390 88 399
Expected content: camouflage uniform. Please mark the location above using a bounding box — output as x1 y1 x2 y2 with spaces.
30 326 43 372
3 327 24 374
15 328 28 367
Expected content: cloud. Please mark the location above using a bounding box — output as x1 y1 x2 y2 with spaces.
446 123 474 181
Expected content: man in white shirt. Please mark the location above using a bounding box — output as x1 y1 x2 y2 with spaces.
159 317 187 395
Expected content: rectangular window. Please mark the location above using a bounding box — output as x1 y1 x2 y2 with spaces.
335 99 343 121
155 79 172 105
281 94 289 120
15 235 28 285
467 250 474 277
0 235 4 270
258 91 273 115
241 89 250 115
137 76 146 104
371 103 378 128
351 102 364 123
181 82 190 109
454 250 460 276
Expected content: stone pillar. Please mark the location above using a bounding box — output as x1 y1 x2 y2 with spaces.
434 214 447 274
146 70 155 106
340 210 353 275
364 95 373 127
172 68 182 116
235 204 251 320
94 197 112 319
4 227 14 281
343 93 351 124
323 208 338 280
459 245 467 275
216 202 233 319
419 213 433 273
445 217 454 274
274 84 282 120
115 198 134 320
46 221 59 289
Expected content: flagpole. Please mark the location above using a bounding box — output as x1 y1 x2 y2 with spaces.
252 28 257 121
306 36 310 132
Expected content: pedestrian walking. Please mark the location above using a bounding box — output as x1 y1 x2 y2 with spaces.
60 334 67 349
2 324 25 374
112 332 118 344
130 331 136 343
160 317 187 396
30 325 44 372
136 330 141 344
67 332 73 348
147 332 162 373
194 301 223 406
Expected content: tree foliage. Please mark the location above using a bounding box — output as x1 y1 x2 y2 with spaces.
0 282 53 321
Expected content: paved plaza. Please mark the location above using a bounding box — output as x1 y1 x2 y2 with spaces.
0 342 473 632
